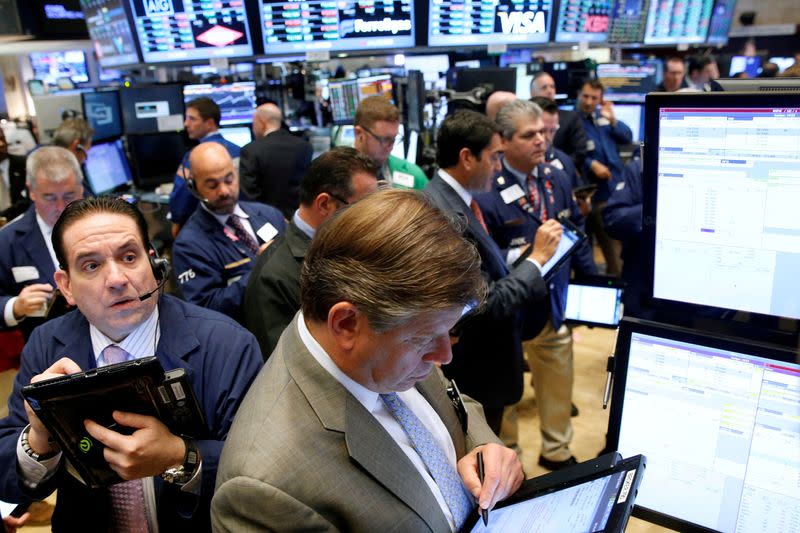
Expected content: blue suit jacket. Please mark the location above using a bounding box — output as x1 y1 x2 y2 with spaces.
425 175 548 408
169 133 242 227
0 205 59 337
474 163 596 330
546 146 585 189
0 295 263 532
173 201 285 322
580 112 633 201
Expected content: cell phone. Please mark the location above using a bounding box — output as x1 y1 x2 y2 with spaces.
573 184 597 200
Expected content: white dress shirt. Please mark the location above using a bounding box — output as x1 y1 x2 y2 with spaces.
297 313 461 531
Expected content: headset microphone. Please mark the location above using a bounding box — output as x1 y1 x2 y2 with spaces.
138 254 170 301
138 275 168 302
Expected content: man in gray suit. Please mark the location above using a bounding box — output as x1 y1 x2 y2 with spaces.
213 189 524 532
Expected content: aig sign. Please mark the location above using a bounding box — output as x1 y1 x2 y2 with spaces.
144 0 174 16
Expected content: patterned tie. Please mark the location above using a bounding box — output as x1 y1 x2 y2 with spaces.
226 214 260 256
469 199 489 235
380 393 474 529
526 174 548 221
100 345 150 533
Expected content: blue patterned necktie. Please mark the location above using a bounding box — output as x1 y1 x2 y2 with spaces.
380 392 474 529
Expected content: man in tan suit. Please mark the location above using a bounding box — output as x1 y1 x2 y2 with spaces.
212 189 524 532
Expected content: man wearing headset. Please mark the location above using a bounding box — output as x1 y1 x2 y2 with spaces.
0 196 263 531
172 142 285 322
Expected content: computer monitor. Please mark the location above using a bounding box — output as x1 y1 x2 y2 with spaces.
31 91 85 143
554 0 612 43
329 79 360 125
258 0 414 54
182 82 257 126
607 0 651 43
769 57 795 73
643 0 714 44
83 139 134 195
82 90 123 143
454 68 517 93
119 85 185 135
404 55 449 90
706 0 737 45
79 0 140 67
218 126 253 149
643 92 800 320
428 0 554 47
608 318 799 533
597 62 659 103
612 104 643 143
715 78 800 92
357 75 394 103
29 50 89 85
127 0 253 63
126 132 187 189
728 56 762 77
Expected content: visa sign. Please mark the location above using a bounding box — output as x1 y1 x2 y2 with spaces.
497 11 547 35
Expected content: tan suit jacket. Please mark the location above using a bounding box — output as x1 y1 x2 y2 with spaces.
212 314 501 532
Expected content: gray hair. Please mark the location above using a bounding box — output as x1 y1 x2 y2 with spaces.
52 118 94 148
26 146 83 190
495 99 543 140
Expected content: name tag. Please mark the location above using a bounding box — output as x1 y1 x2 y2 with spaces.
257 222 279 243
12 266 39 283
550 158 564 170
596 117 611 127
392 171 415 189
586 139 596 151
500 184 525 204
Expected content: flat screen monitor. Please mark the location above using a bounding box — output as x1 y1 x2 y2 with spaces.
597 62 658 103
119 85 185 135
31 92 85 143
554 0 612 43
643 0 713 44
82 90 123 142
608 318 799 533
404 55 449 89
182 82 257 126
728 56 762 77
29 50 89 85
607 0 650 43
612 103 643 143
706 0 736 44
357 75 393 102
258 0 414 54
769 57 795 74
128 0 254 63
127 132 187 189
454 68 517 93
428 0 555 47
329 78 360 125
643 92 800 320
218 126 253 148
84 139 134 195
34 0 88 37
80 0 140 67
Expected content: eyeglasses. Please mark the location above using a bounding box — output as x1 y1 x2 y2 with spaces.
361 125 403 147
326 191 350 206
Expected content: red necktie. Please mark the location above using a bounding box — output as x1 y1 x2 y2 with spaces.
526 174 548 221
227 214 260 256
470 199 489 235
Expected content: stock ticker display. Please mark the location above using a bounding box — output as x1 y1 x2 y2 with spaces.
258 0 415 54
554 0 612 42
643 0 714 44
428 0 554 47
129 0 254 63
607 0 650 43
80 0 141 66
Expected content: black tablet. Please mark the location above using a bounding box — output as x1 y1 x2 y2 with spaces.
565 276 626 328
462 454 646 532
539 217 587 281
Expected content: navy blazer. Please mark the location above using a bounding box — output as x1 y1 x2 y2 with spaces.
0 295 263 532
425 175 548 408
173 201 286 322
546 146 586 189
580 112 633 201
0 205 59 337
474 163 596 330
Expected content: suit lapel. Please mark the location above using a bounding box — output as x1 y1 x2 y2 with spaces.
416 372 466 458
285 221 311 260
51 312 97 371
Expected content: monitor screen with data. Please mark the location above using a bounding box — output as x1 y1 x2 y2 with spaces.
706 0 736 44
596 62 659 103
646 93 800 320
82 90 123 142
80 0 140 67
554 0 612 43
610 320 799 533
84 140 134 195
182 82 257 126
643 0 713 44
607 0 650 43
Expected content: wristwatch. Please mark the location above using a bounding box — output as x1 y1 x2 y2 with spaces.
20 425 60 461
161 437 200 486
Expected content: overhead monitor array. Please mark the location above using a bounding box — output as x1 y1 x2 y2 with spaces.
80 0 140 67
554 0 613 43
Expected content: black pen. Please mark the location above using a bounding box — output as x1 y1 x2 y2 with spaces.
477 451 489 526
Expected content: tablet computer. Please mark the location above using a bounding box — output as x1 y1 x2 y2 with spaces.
22 357 206 488
539 217 587 281
565 276 625 328
462 454 646 532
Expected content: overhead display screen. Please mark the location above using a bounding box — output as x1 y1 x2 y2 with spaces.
706 0 736 44
128 0 254 63
428 0 554 47
80 0 140 67
607 0 650 43
258 0 414 54
30 50 89 85
643 0 713 44
554 0 612 43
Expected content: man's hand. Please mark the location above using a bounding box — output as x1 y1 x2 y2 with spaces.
458 443 524 513
600 100 616 126
84 411 186 481
576 196 592 217
258 239 275 255
3 512 30 533
12 284 53 319
24 357 83 455
590 160 612 180
530 219 563 266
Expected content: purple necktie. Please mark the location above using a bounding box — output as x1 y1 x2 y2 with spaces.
227 214 260 256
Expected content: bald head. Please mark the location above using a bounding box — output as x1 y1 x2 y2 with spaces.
253 103 283 138
486 91 517 122
189 142 239 214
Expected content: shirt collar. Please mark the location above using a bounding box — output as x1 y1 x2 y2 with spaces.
201 202 247 227
293 209 315 239
503 159 537 188
200 130 220 141
90 306 161 365
437 169 472 207
34 211 59 269
296 312 379 412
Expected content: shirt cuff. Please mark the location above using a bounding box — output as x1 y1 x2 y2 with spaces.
16 426 62 487
180 459 202 495
4 297 21 327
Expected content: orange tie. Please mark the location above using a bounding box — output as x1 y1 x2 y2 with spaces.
470 199 489 235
